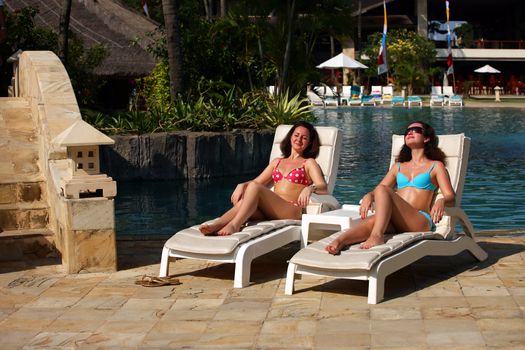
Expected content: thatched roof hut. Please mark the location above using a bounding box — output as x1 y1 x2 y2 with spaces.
5 0 158 77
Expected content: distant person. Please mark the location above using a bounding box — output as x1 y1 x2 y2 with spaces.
325 121 455 253
199 121 328 236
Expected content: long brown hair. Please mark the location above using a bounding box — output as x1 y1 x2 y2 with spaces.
396 121 446 163
280 121 320 159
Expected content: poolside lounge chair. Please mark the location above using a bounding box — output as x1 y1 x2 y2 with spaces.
391 96 405 106
448 95 464 107
430 86 445 107
159 125 342 288
348 86 364 106
405 95 423 107
323 85 339 106
370 85 383 103
360 94 376 106
307 91 325 106
443 86 454 98
285 133 488 304
381 86 393 104
340 85 351 105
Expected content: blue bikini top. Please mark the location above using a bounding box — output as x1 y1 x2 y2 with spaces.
396 162 437 191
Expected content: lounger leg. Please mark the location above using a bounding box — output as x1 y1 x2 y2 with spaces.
159 246 170 278
233 257 252 288
284 262 297 295
368 271 385 304
461 237 488 262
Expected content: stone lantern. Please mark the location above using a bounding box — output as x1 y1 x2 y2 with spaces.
52 120 117 199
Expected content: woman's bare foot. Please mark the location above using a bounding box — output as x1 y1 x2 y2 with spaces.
359 234 384 249
325 240 344 255
199 223 221 235
217 223 241 236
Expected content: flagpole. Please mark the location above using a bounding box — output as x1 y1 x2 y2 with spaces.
446 1 455 91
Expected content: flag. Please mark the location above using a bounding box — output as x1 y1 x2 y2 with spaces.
377 0 388 75
141 0 150 18
445 1 454 75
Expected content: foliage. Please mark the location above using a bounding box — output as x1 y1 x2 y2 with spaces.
65 33 109 105
454 23 475 48
361 29 436 94
261 90 314 129
140 60 171 113
82 87 314 134
0 6 108 105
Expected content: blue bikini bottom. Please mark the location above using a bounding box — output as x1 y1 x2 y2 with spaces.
419 210 436 231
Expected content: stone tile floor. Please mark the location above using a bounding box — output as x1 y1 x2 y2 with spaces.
0 235 523 349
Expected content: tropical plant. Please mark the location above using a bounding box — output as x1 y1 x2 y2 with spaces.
362 29 436 94
261 90 314 129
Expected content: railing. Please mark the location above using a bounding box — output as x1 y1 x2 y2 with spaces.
434 40 525 50
473 40 525 49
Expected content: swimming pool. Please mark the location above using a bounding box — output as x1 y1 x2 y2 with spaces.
115 107 525 237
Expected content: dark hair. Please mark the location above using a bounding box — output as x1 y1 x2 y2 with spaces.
396 120 446 163
280 121 320 159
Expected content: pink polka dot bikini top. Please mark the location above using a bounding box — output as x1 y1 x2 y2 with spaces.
271 158 312 186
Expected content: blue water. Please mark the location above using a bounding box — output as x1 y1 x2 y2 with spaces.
116 107 525 237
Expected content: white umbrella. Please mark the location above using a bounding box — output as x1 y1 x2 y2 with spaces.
474 64 501 74
316 53 368 69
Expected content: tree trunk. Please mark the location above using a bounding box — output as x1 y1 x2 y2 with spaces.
162 0 183 102
220 0 226 17
279 0 295 95
58 0 72 64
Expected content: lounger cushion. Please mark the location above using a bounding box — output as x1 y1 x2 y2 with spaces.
165 219 300 255
290 230 443 270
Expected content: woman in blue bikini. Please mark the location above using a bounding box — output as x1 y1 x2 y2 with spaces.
326 121 455 253
200 121 328 236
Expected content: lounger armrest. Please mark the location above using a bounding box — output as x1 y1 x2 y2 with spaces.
306 194 340 214
444 206 476 238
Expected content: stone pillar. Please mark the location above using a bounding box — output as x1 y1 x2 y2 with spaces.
416 0 428 37
341 37 356 85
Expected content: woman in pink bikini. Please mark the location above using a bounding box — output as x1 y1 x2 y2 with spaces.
199 121 328 236
325 120 455 253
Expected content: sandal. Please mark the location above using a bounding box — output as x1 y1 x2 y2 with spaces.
135 275 182 287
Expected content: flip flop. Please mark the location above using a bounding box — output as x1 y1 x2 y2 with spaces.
135 275 181 287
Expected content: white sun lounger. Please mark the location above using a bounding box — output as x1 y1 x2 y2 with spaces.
285 133 488 303
159 125 342 288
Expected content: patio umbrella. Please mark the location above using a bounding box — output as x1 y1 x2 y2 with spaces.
316 53 368 85
474 64 501 73
316 53 368 69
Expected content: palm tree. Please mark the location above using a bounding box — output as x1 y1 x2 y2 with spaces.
162 0 183 101
58 0 72 63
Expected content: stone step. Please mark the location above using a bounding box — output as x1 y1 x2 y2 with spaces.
0 201 49 231
0 181 45 205
0 97 40 179
0 228 58 261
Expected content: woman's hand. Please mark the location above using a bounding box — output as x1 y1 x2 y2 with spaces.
430 198 445 223
359 193 374 219
297 185 315 208
231 183 247 204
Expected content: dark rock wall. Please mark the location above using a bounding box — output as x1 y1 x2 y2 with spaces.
100 130 275 180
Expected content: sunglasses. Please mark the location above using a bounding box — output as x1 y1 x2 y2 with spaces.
404 126 424 136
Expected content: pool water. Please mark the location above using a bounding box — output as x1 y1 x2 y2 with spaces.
116 107 525 237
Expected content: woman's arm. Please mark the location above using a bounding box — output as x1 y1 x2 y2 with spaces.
231 158 277 204
359 164 397 218
430 162 455 223
295 159 328 208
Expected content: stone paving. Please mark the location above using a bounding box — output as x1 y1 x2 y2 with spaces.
0 235 523 349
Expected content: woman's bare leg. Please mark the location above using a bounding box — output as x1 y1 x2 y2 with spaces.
199 204 265 235
325 217 376 254
217 182 301 236
360 185 430 249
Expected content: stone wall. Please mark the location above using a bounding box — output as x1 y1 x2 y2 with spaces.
100 129 275 180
